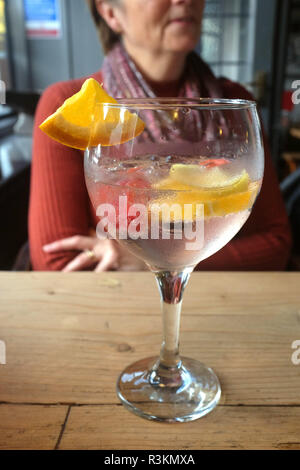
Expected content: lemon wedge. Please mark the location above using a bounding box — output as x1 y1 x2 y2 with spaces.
39 78 145 150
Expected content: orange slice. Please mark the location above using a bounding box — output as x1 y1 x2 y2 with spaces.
39 78 145 150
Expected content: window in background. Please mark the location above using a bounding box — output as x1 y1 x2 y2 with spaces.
198 0 256 88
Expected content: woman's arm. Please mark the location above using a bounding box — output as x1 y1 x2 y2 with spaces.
196 138 292 270
29 80 94 270
29 77 148 272
196 80 292 271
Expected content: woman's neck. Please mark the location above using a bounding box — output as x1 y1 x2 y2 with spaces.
122 40 187 83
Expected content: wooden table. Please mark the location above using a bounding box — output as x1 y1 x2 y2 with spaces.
0 272 300 450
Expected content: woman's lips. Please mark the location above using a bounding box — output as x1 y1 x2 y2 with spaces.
169 17 195 24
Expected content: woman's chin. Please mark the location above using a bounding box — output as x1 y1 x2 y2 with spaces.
168 38 199 53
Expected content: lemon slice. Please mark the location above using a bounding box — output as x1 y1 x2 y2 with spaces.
155 166 249 199
151 164 257 219
39 78 145 150
169 163 250 194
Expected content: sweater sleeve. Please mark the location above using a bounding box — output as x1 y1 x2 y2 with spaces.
28 81 92 271
196 80 292 271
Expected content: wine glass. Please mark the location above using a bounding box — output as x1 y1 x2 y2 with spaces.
84 98 264 422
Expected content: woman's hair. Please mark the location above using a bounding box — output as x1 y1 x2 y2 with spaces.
86 0 120 54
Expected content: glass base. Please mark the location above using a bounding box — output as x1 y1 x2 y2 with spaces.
116 356 221 423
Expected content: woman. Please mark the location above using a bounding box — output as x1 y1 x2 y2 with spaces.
29 0 292 271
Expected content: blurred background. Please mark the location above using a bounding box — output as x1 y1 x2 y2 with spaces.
0 0 299 270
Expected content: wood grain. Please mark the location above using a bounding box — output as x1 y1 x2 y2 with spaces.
0 272 299 449
0 404 68 450
0 273 299 405
59 404 300 450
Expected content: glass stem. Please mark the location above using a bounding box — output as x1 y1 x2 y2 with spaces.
150 267 193 386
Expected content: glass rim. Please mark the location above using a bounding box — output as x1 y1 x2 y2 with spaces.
96 97 257 111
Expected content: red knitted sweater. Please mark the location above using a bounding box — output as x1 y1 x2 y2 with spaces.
28 70 292 271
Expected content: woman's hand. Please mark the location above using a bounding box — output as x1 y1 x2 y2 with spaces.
43 235 120 272
43 230 147 272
